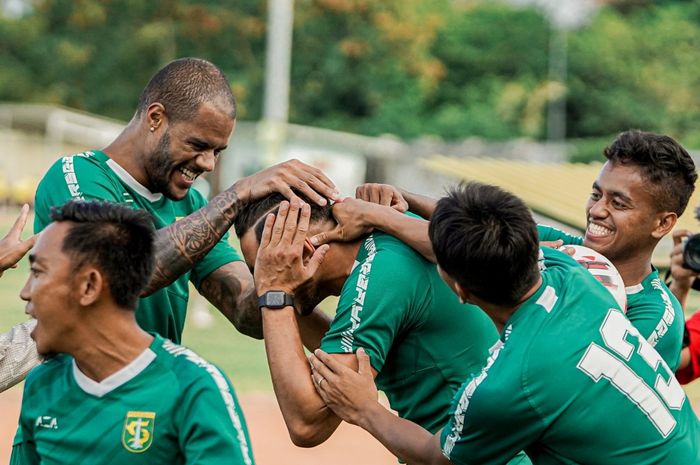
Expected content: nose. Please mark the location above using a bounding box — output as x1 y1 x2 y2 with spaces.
19 275 31 303
587 197 608 220
196 150 217 173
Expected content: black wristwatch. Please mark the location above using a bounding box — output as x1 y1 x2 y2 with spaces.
258 291 294 310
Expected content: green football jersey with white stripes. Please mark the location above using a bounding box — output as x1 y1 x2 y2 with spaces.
33 151 242 343
11 334 254 465
537 224 683 370
440 247 700 465
321 231 500 433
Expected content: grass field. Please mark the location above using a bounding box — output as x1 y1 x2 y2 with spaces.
2 206 700 403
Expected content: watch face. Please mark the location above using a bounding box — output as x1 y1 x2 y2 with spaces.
267 292 286 307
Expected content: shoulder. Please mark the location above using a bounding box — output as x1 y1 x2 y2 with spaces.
155 338 230 391
23 355 71 391
38 151 107 182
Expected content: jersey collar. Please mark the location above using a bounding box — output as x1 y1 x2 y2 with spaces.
72 347 156 398
105 157 164 203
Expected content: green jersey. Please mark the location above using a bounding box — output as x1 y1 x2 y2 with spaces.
320 232 500 434
537 224 683 370
34 151 241 343
440 247 700 465
11 334 254 465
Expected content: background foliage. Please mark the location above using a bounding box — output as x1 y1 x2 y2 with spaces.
2 0 700 156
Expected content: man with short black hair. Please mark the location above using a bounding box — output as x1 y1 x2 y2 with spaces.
310 182 700 465
11 200 255 465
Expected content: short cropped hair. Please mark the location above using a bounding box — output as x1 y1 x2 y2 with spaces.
604 130 697 215
50 200 156 309
429 182 539 307
135 57 236 123
234 192 333 242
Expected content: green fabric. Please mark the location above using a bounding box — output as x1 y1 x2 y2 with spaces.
536 224 684 370
33 151 241 343
320 231 499 434
10 335 254 465
440 247 700 465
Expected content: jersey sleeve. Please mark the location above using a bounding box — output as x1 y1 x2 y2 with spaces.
34 155 123 233
440 346 544 465
186 189 243 290
177 363 255 465
320 246 427 372
10 394 40 465
626 283 684 371
536 224 583 245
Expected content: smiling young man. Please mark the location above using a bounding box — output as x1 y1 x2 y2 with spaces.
33 58 338 345
11 200 254 465
536 130 697 370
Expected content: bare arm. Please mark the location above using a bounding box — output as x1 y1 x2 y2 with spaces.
142 159 338 295
253 200 373 446
310 348 449 465
401 190 438 220
198 261 261 339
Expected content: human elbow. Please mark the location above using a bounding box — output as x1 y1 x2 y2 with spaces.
286 419 333 448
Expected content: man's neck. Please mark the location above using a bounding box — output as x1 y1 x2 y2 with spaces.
69 311 154 383
478 275 543 333
613 251 654 288
102 124 150 188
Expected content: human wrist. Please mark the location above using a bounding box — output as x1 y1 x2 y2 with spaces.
232 179 252 204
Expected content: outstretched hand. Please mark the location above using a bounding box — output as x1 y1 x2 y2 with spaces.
253 200 330 296
309 347 378 427
0 205 37 276
237 159 339 207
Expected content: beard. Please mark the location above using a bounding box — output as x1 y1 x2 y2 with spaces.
144 130 183 200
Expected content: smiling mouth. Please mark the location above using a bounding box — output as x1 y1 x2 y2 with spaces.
587 222 613 237
178 166 200 182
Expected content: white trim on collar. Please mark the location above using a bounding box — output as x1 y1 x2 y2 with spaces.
72 348 157 398
106 159 163 202
626 283 644 295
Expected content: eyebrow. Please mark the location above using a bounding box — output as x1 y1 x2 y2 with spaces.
28 254 45 265
187 137 227 151
592 182 633 204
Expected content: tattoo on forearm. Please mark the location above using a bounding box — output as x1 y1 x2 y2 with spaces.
200 268 262 339
144 187 242 294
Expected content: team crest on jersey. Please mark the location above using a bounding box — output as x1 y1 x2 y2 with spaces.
122 411 156 453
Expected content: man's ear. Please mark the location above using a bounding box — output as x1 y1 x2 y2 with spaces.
652 211 677 240
146 102 167 132
454 281 472 305
303 238 317 265
75 267 104 307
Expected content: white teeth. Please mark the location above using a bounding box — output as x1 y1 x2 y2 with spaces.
587 223 612 237
179 167 197 181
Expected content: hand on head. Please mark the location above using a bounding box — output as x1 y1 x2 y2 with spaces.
239 159 340 207
253 199 330 296
355 183 408 212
